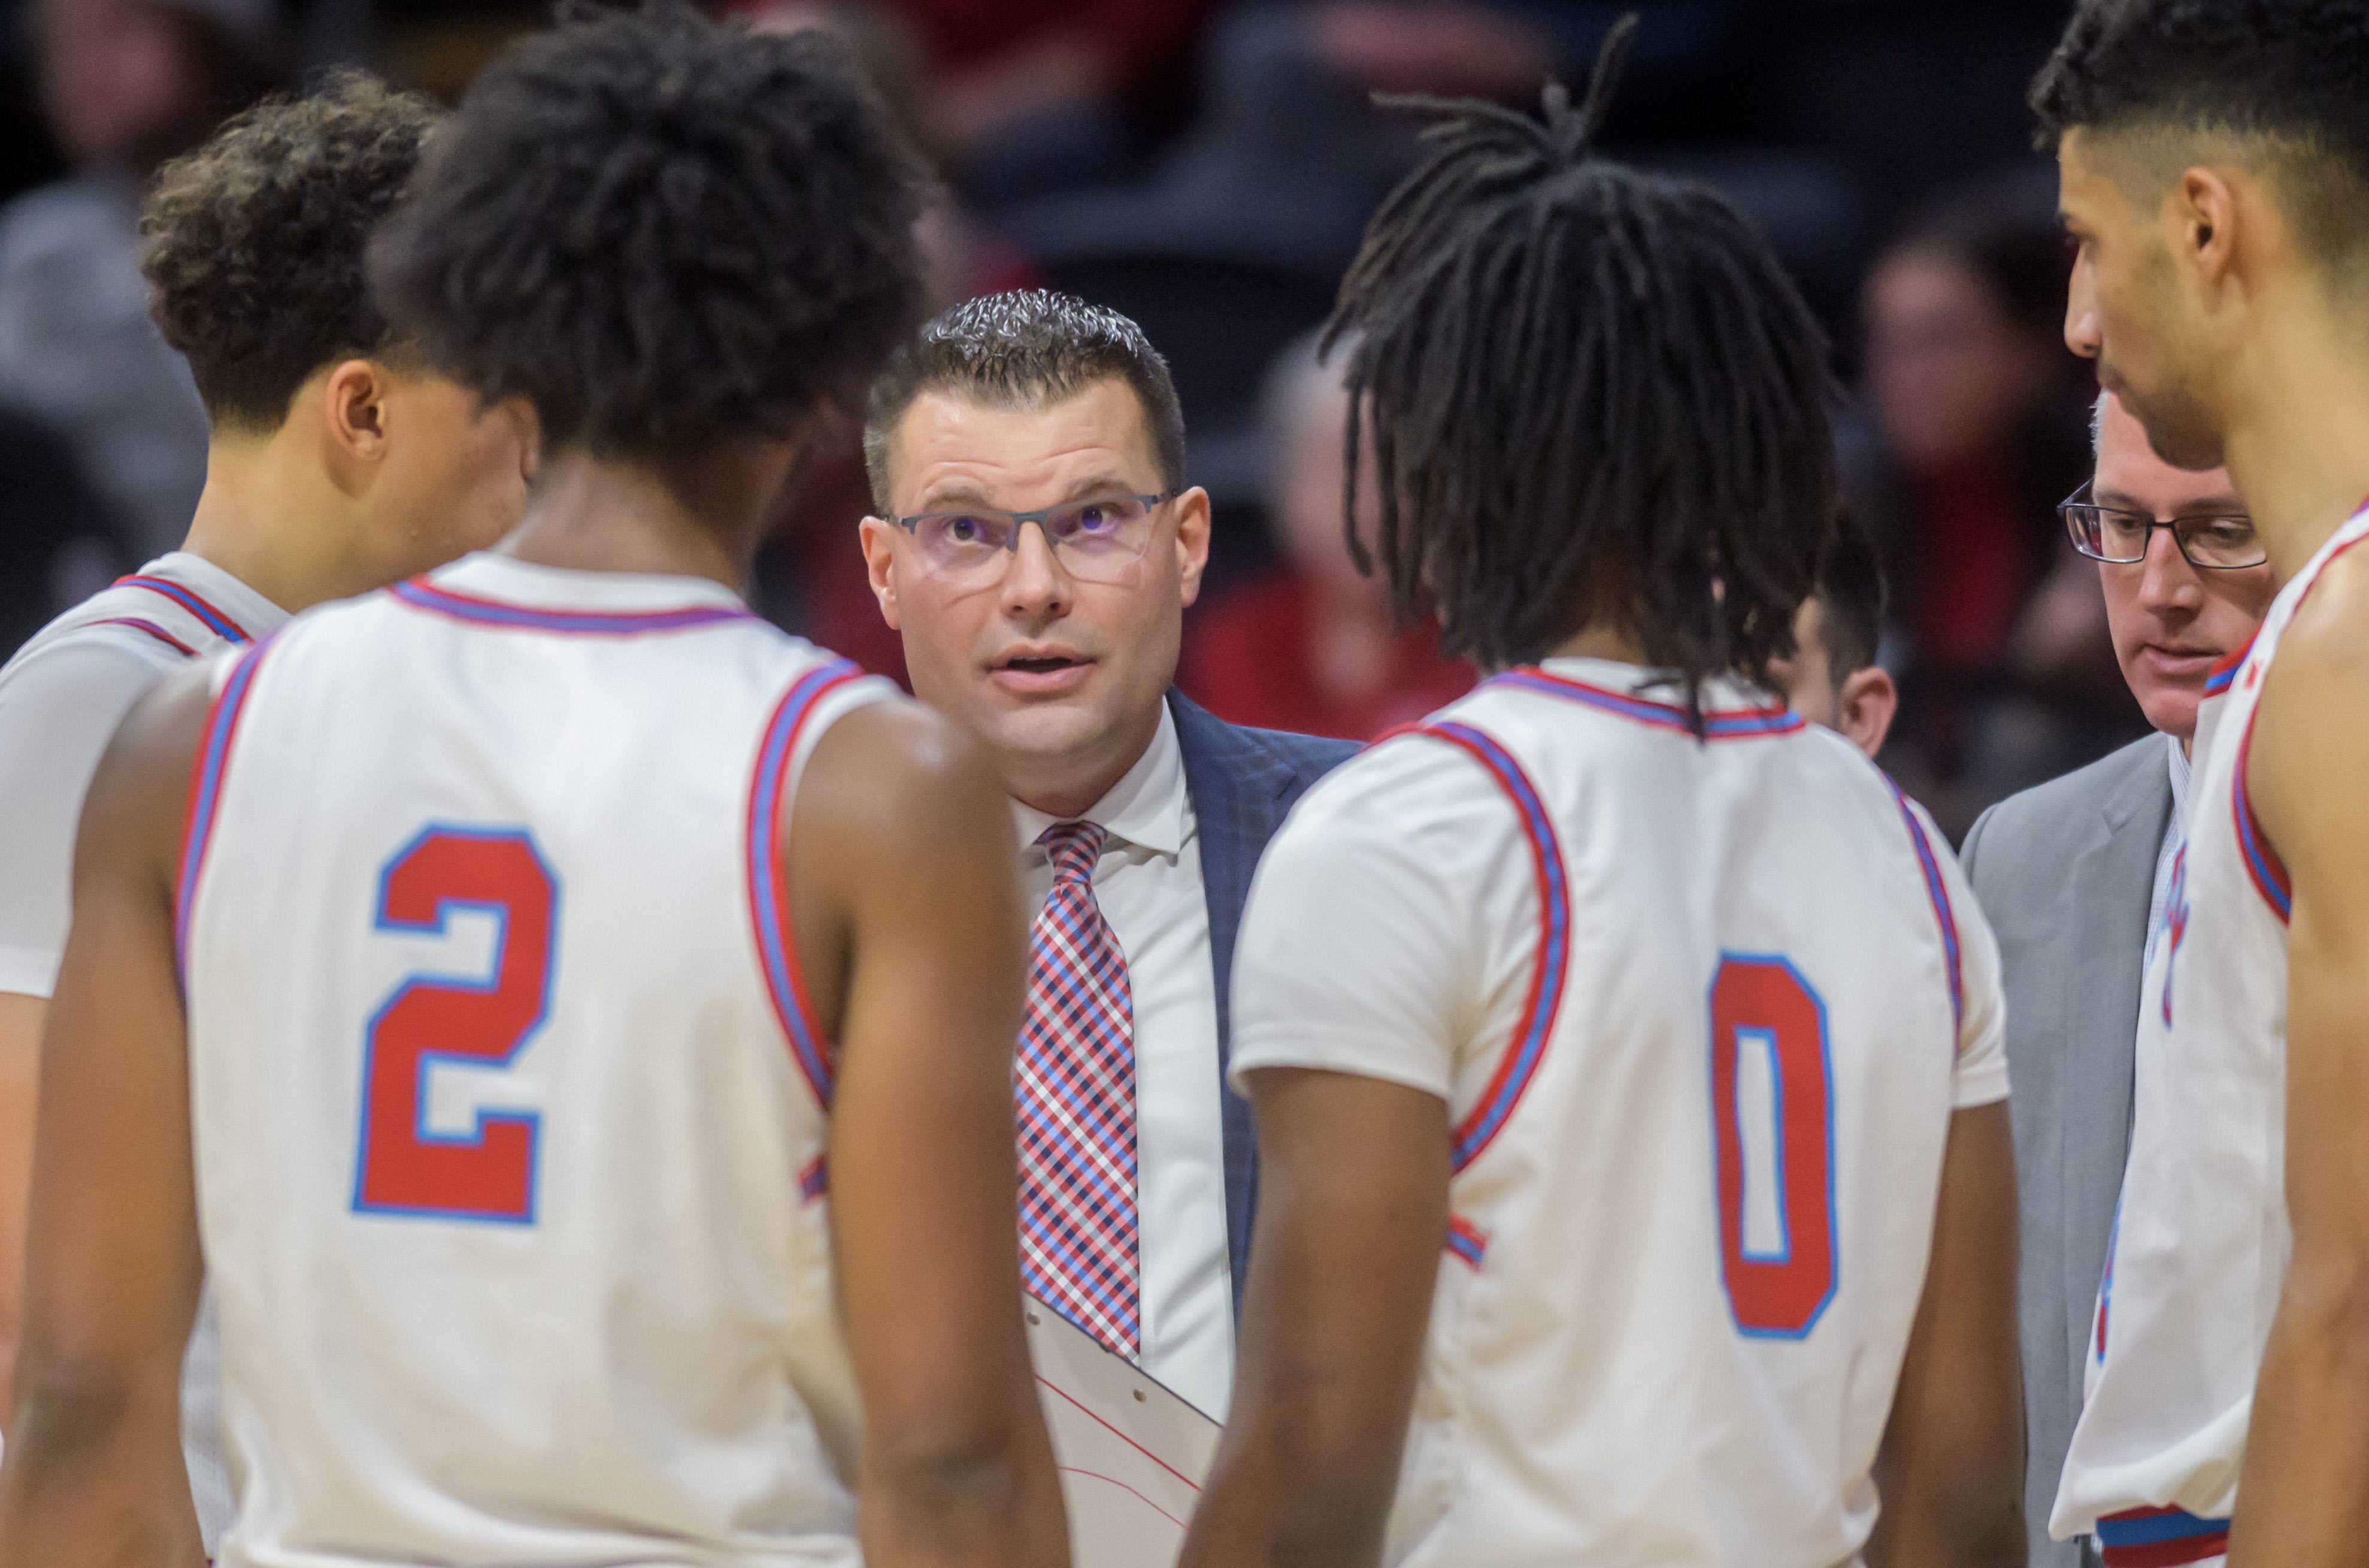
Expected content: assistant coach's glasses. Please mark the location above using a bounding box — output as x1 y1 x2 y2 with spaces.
2059 482 2267 571
891 492 1175 585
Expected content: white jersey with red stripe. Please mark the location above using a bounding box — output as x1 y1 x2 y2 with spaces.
2052 502 2369 1568
1229 659 2009 1567
176 552 893 1567
0 549 282 1551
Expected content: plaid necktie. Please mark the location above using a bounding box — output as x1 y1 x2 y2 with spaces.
1016 820 1140 1355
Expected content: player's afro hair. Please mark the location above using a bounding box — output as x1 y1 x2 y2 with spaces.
142 73 438 431
2031 0 2369 264
369 0 929 458
1327 16 1838 708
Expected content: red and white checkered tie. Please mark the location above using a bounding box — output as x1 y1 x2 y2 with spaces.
1016 820 1139 1355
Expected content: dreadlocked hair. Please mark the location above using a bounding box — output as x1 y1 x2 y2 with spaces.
1326 15 1840 717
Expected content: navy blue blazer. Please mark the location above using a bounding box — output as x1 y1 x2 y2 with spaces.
1165 690 1357 1317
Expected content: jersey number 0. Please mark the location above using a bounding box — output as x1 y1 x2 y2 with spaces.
1709 955 1837 1338
354 826 557 1224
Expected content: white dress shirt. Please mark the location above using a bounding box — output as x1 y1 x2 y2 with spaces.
1013 703 1234 1417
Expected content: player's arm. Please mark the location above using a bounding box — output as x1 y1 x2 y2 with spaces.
1178 1066 1448 1568
2225 569 2369 1567
1864 1100 2026 1568
0 665 211 1566
0 993 38 1429
1180 760 1478 1568
786 700 1067 1568
0 642 166 1427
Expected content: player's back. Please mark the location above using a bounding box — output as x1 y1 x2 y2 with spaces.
177 554 893 1567
1239 659 2006 1567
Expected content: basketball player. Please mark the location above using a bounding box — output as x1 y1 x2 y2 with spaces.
0 10 1065 1568
0 74 530 1550
1179 24 2024 1568
2034 3 2369 1563
1777 512 1900 760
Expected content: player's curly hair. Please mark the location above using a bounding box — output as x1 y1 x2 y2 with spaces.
369 0 929 459
1325 17 1838 710
141 72 438 432
2031 0 2369 267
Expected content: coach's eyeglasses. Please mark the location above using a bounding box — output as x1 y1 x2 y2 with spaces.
2058 483 2267 571
890 492 1175 585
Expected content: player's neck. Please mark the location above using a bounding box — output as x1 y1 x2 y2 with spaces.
499 443 802 592
178 428 363 614
1547 623 1650 666
2218 301 2369 585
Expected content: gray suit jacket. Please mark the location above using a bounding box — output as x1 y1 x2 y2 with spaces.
1961 734 2175 1568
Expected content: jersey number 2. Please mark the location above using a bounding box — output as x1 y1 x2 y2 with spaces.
355 826 556 1224
1710 955 1836 1338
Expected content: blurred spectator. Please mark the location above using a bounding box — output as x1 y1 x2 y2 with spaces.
0 0 286 559
1843 176 2128 834
1179 330 1471 739
0 407 125 659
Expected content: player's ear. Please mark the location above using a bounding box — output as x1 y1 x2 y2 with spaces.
321 359 392 465
2174 165 2240 292
856 515 902 630
1838 665 1899 761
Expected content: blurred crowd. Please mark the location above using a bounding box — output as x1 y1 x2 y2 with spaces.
0 0 2132 838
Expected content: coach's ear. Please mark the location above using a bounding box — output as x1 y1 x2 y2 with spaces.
858 515 902 631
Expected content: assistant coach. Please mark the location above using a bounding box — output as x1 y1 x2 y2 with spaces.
858 290 1354 1417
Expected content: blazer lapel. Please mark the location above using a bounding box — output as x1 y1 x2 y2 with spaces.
2058 742 2176 1390
1167 692 1293 1317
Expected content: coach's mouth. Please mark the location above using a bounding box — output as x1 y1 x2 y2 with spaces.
990 645 1095 696
2140 643 2221 683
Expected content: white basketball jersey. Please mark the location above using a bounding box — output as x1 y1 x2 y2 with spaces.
2053 504 2369 1567
1232 662 2008 1568
7 550 274 669
177 553 893 1567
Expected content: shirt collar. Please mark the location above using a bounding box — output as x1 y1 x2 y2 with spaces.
1011 702 1187 860
2167 728 2192 821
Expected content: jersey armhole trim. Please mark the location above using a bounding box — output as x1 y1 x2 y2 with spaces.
1888 782 1965 1038
175 637 275 979
2231 705 2292 924
2225 521 2369 926
2203 630 2254 698
1406 720 1571 1173
89 616 198 657
746 659 867 1111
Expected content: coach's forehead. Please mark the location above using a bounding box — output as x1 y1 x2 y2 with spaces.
887 380 1163 509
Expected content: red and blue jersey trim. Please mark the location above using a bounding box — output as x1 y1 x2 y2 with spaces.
1444 1214 1489 1270
2201 632 2253 699
2231 707 2291 924
746 660 868 1109
2095 1505 2229 1567
1411 720 1571 1173
175 637 276 979
1486 666 1807 739
118 574 250 645
1889 784 1965 1036
91 616 198 657
390 577 758 636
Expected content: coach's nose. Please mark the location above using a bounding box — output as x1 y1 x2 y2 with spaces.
1000 520 1074 630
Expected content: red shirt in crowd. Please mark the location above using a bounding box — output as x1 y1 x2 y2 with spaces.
1180 569 1474 742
